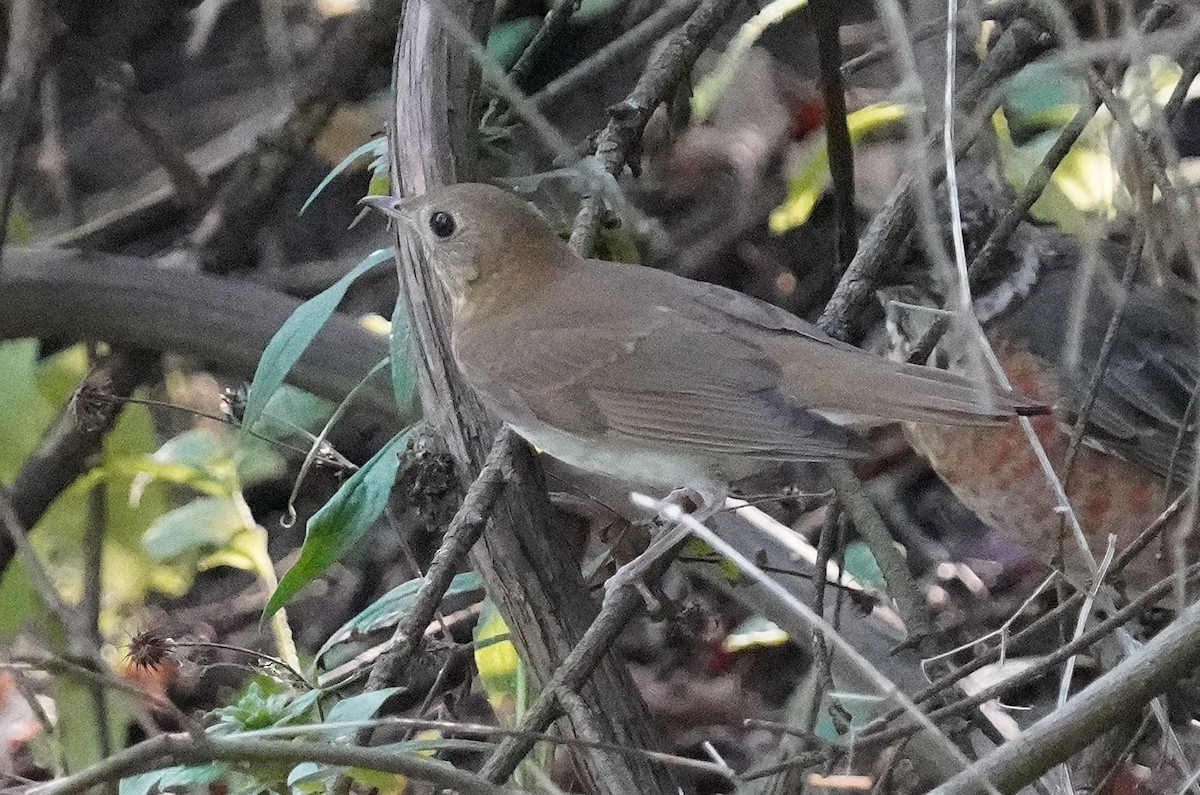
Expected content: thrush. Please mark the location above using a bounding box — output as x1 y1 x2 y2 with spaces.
364 183 1043 512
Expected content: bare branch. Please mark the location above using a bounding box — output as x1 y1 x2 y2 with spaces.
929 593 1200 795
568 0 743 254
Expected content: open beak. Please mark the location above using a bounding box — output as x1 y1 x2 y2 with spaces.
358 194 404 217
358 194 423 240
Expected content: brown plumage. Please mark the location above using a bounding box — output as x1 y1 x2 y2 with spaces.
364 183 1043 503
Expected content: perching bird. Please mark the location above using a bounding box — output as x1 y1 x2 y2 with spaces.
362 183 1043 512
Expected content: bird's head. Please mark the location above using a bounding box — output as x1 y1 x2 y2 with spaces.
361 183 573 310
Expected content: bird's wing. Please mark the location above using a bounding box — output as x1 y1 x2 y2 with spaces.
1069 290 1198 480
582 320 862 460
455 301 861 462
670 269 1041 424
1002 263 1198 481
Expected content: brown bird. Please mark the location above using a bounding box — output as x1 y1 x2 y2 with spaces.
363 183 1043 510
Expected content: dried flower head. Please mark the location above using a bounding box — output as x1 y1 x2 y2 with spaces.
127 627 177 671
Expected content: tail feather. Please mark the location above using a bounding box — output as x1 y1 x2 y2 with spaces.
778 342 1049 427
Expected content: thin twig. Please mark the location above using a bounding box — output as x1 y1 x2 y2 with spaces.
477 525 686 783
858 556 1200 751
818 17 1053 342
568 0 742 254
358 428 517 697
88 54 209 208
632 495 986 785
928 590 1200 795
191 0 407 273
9 664 67 775
83 467 113 760
36 69 81 225
0 0 48 269
0 349 159 577
826 462 932 642
222 714 735 780
1090 712 1154 795
0 485 74 627
840 0 1024 77
1059 231 1146 483
532 0 701 113
6 650 196 734
963 98 1097 285
857 486 1191 740
810 0 857 265
509 0 580 86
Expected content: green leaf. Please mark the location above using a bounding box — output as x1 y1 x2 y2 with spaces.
388 297 416 413
325 686 402 727
473 601 523 718
252 385 337 441
842 541 886 591
120 763 223 795
0 341 79 482
242 248 391 438
300 137 389 215
276 688 323 725
128 427 240 502
486 17 541 71
210 681 295 736
722 616 789 652
288 761 330 793
770 102 907 232
345 767 407 793
367 170 390 199
142 497 253 560
55 679 128 773
0 346 184 637
993 110 1114 231
6 202 30 244
315 571 482 666
264 430 411 619
1000 64 1088 141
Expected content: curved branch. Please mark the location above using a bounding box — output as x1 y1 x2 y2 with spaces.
385 1 678 792
0 247 397 414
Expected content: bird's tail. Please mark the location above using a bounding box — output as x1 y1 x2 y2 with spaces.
779 342 1049 427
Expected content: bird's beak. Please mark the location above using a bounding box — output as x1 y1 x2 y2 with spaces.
359 194 422 238
358 194 405 217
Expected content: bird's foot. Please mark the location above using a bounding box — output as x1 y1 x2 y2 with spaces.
603 488 716 604
603 521 692 603
662 486 721 521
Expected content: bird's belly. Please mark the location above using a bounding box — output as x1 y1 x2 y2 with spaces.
509 422 727 496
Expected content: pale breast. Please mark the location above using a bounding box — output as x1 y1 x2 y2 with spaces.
508 420 733 504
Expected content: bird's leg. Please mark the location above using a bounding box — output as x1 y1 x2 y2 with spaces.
661 486 712 517
602 487 723 601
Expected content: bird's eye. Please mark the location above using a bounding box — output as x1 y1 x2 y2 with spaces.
429 210 456 238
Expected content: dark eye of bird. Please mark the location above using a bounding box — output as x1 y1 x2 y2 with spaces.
429 210 456 238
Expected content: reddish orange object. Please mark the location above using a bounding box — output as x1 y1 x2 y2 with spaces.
903 248 1196 588
908 339 1173 586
